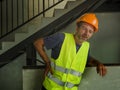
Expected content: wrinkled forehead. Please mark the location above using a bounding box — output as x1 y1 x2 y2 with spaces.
80 22 95 31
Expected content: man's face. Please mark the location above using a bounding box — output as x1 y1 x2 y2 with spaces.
76 22 94 41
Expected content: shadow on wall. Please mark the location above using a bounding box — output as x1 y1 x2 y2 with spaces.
89 12 120 64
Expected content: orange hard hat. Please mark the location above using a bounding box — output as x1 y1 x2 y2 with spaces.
76 13 98 32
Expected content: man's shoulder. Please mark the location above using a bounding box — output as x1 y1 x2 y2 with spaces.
57 32 65 40
43 32 65 49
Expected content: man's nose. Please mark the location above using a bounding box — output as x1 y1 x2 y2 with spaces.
85 30 89 36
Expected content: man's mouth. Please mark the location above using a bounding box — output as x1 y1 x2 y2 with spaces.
82 36 88 39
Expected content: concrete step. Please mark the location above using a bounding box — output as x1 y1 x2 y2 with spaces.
0 33 15 42
53 0 85 20
1 41 15 50
54 0 74 9
41 17 56 26
15 33 29 42
0 41 16 54
54 8 70 18
67 0 85 9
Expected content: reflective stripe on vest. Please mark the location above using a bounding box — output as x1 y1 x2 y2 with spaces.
51 62 82 77
47 72 79 88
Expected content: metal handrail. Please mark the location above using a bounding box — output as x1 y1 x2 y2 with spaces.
0 0 64 39
0 0 107 67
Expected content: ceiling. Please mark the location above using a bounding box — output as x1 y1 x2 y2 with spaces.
95 0 120 12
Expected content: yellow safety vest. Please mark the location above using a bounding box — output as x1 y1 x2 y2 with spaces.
43 33 89 90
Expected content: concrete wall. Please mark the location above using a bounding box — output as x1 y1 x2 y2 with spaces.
23 68 44 90
22 66 120 90
90 12 120 63
79 66 120 90
0 54 26 90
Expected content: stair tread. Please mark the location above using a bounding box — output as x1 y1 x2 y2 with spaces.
67 0 85 9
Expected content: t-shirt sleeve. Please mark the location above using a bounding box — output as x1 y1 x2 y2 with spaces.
43 32 65 49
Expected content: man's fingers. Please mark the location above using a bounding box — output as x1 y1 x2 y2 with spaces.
97 64 107 77
44 64 53 78
100 65 107 77
102 66 107 76
100 66 103 76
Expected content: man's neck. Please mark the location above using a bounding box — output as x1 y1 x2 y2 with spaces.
73 34 84 45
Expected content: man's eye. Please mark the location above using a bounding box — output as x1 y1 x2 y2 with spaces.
81 26 87 30
89 30 94 34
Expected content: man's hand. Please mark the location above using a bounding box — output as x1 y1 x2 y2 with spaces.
34 38 53 78
44 62 53 78
96 63 107 77
88 56 107 77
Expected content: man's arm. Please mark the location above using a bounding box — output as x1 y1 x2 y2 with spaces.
87 56 107 77
34 38 52 77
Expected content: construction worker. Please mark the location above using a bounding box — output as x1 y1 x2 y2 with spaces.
34 13 107 90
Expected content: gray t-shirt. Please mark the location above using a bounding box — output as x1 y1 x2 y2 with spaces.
44 33 90 61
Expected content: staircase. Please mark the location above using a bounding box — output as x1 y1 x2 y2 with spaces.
0 0 85 54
